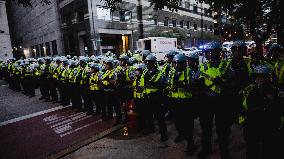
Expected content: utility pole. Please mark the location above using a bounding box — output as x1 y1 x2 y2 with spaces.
200 2 204 48
137 0 144 39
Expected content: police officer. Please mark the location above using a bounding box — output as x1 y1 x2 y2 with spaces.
24 59 36 97
132 63 147 131
197 42 227 159
85 63 102 115
59 59 71 106
49 57 60 103
143 54 167 141
68 60 82 110
168 54 196 154
36 58 46 100
0 59 4 80
13 60 23 92
240 65 282 159
218 40 251 159
267 44 284 86
101 58 121 123
42 57 52 101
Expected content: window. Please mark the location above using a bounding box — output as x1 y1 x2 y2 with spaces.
153 16 158 25
204 8 207 16
208 10 212 17
180 20 184 28
164 17 169 26
35 45 39 57
45 42 51 56
120 10 132 22
184 1 190 9
31 46 35 57
172 19 177 27
187 21 190 29
193 5 198 13
194 24 198 30
52 40 58 55
40 44 44 57
78 11 85 22
209 25 213 31
204 24 208 30
97 7 112 20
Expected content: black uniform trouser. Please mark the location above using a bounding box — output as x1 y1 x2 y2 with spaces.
41 77 50 99
144 92 167 135
69 83 82 110
102 90 121 121
39 77 47 98
171 98 195 146
85 90 103 114
117 88 131 121
93 91 103 114
8 74 15 89
215 94 240 158
198 96 215 153
84 90 94 113
60 82 70 106
244 121 280 159
79 85 88 110
25 76 35 96
135 98 146 130
49 78 58 101
57 81 64 103
14 75 21 91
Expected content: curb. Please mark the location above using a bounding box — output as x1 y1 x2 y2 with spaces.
47 124 125 159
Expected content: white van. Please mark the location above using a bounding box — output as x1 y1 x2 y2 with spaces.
222 41 233 52
137 37 177 61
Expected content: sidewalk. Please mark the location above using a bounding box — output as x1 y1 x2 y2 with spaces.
62 119 246 159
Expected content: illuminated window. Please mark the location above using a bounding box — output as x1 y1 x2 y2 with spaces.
122 35 129 53
97 7 112 21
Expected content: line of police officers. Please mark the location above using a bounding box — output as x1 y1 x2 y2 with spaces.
0 41 283 159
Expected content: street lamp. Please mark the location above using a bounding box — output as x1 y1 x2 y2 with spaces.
200 2 204 51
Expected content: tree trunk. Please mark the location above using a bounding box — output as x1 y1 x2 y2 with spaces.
278 0 284 46
249 18 263 56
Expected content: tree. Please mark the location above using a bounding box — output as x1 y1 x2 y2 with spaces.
104 0 282 55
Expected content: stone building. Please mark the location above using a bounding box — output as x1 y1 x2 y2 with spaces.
7 0 63 58
0 0 12 60
7 0 215 57
60 0 215 55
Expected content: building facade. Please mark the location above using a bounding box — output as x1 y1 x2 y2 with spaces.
7 0 63 58
0 0 12 60
7 0 216 57
60 0 215 55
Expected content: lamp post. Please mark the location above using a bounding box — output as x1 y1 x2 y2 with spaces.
137 0 144 39
200 2 204 53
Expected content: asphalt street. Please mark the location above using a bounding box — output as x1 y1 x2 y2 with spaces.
0 80 246 159
0 80 58 123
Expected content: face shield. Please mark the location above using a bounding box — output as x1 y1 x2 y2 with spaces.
146 60 155 69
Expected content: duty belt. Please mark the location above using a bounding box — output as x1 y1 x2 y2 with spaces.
90 84 100 91
145 88 158 94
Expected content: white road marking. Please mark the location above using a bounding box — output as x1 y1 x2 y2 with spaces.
59 119 103 137
50 112 86 128
0 105 71 127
